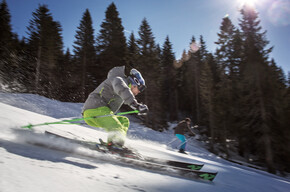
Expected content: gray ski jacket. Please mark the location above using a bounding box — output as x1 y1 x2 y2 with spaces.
82 66 138 113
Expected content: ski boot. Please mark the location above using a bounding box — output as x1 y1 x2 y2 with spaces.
178 149 187 154
107 141 124 151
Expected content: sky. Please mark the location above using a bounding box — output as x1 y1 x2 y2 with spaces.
5 0 290 74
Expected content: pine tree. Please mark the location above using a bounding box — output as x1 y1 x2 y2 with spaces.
196 35 211 125
127 31 139 68
96 3 128 81
161 36 177 121
174 50 189 118
73 9 97 101
137 18 165 130
215 16 236 73
0 0 12 48
0 0 15 88
198 36 209 63
182 36 199 121
266 60 289 173
183 35 209 124
283 72 290 173
287 72 290 87
0 0 31 91
239 5 276 173
214 15 243 156
214 57 234 157
27 4 63 98
199 55 216 151
57 48 75 101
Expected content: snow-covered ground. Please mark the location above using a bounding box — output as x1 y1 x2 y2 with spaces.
0 92 289 192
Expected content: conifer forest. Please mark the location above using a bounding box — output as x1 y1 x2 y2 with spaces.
0 1 289 174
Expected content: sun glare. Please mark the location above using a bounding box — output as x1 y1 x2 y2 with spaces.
238 0 256 7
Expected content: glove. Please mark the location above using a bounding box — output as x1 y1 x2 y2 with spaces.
130 102 149 115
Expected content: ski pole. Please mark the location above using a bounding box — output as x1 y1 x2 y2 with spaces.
21 110 139 129
177 140 188 149
166 138 179 145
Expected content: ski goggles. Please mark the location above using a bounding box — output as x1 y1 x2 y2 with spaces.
129 76 146 92
137 84 146 92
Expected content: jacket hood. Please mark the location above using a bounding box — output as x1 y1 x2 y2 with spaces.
107 66 126 79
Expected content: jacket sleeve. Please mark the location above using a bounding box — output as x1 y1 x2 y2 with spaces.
111 77 137 105
186 123 195 136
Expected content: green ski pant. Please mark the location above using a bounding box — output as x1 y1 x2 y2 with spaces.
83 106 129 144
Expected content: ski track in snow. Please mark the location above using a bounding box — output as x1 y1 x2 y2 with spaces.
0 92 289 192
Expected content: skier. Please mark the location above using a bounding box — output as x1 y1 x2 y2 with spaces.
174 118 195 154
82 66 148 148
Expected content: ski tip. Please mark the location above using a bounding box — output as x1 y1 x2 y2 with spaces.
187 164 204 170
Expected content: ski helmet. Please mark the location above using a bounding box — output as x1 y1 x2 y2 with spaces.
129 69 146 92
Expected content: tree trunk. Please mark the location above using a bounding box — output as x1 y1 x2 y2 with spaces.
81 55 87 101
258 82 275 173
209 95 215 152
194 62 200 123
35 45 42 91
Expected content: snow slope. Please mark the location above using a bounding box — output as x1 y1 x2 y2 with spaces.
0 93 289 192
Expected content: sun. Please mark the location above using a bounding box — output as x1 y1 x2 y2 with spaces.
238 0 257 7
